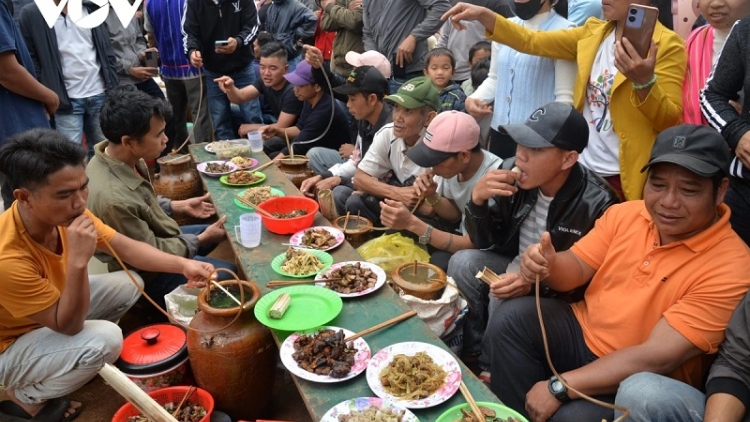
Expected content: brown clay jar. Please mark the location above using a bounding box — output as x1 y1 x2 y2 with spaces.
154 154 203 225
391 261 447 300
332 215 373 249
278 157 313 188
187 280 277 421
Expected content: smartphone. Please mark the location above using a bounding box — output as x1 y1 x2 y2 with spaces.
392 53 407 79
214 40 230 48
619 5 659 59
144 50 159 68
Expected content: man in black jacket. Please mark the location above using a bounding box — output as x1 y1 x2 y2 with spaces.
448 102 619 379
183 0 262 140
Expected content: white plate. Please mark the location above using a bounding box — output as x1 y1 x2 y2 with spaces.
204 143 216 153
288 226 345 251
315 261 386 298
196 160 237 177
280 326 371 384
321 397 419 422
366 341 461 409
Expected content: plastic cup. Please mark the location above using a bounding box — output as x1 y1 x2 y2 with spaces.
247 131 263 153
234 213 261 248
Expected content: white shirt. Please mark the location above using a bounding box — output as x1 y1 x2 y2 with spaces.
54 10 105 99
357 123 426 184
579 31 620 176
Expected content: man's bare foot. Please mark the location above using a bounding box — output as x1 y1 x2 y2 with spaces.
6 389 81 419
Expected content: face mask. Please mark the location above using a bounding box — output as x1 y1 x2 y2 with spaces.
514 0 545 20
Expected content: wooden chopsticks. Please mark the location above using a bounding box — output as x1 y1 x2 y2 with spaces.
343 310 417 342
233 194 275 219
266 279 322 287
459 381 485 422
475 266 504 287
173 386 197 418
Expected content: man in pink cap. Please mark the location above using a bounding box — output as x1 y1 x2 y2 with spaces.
379 110 501 270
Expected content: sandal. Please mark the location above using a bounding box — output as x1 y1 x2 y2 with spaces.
0 397 81 422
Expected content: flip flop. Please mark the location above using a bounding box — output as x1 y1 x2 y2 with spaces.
0 398 81 422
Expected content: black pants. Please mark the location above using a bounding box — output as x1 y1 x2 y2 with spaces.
263 136 287 158
488 296 615 421
725 176 750 246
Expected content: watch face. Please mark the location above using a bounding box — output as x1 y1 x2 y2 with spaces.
551 380 563 393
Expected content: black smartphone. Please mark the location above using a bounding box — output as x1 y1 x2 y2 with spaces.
144 50 159 68
392 53 407 79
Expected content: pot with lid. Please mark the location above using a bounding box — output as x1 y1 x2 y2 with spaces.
115 323 189 392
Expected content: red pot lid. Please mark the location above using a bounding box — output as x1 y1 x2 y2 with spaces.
116 324 188 375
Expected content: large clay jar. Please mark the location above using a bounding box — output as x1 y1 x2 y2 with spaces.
391 261 447 300
153 154 202 225
332 215 373 249
278 157 313 188
187 280 276 421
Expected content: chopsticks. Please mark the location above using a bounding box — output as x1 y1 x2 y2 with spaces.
343 310 417 342
173 386 197 418
233 194 275 218
266 279 323 287
210 280 242 306
475 266 503 287
459 381 485 422
251 160 276 173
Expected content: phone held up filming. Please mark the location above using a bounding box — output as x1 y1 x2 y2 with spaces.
617 4 658 59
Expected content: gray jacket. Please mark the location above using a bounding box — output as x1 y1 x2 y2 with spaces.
363 0 451 75
104 9 149 85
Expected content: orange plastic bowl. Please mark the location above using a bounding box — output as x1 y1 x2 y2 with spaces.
255 196 319 235
112 386 214 422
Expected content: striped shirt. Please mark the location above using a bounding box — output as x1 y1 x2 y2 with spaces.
505 192 552 273
144 0 202 79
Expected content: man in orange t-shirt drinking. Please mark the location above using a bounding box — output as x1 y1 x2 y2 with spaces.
490 124 750 421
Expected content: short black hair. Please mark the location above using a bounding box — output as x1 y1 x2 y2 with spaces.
100 85 173 144
260 41 288 61
0 128 86 191
471 57 491 90
425 47 456 70
256 31 275 48
468 41 491 63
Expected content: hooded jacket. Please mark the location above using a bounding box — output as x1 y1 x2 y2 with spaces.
438 83 467 113
265 0 317 60
182 0 259 74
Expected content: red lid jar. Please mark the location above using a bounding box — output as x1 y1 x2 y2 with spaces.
116 324 189 392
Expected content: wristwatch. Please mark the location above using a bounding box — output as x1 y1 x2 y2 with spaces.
548 376 571 403
419 225 433 245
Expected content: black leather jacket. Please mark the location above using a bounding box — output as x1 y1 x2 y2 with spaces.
465 159 620 300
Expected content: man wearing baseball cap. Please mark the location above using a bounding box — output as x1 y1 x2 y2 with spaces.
379 111 502 270
448 102 619 383
301 65 392 211
345 76 439 225
492 124 750 421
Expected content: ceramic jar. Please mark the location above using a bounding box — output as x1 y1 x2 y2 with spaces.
115 324 189 392
278 157 313 188
332 215 373 249
391 261 447 301
153 154 202 225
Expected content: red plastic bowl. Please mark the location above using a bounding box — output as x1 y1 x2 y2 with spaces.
112 386 214 422
255 196 319 235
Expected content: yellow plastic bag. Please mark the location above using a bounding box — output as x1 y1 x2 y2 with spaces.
356 233 430 274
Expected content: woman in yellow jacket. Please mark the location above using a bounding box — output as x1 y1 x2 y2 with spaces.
442 1 686 200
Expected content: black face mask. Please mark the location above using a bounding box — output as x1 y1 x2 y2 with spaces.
514 0 546 20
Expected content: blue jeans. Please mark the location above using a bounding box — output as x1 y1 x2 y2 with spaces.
388 71 423 96
147 224 237 309
615 373 705 421
205 64 262 140
54 92 106 158
307 146 344 174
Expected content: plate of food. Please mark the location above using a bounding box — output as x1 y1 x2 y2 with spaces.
271 247 333 278
279 326 371 383
366 341 461 409
289 226 345 251
321 397 420 422
315 261 386 298
254 285 343 331
229 156 258 169
219 170 266 186
234 186 285 209
434 402 529 422
196 160 237 177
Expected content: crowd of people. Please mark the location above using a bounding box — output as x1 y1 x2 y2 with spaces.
2 0 750 420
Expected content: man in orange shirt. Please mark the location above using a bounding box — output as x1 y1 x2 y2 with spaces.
489 124 750 421
0 129 216 422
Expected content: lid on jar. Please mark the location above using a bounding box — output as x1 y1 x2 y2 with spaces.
116 323 188 375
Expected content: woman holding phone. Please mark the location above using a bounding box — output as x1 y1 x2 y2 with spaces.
442 0 685 200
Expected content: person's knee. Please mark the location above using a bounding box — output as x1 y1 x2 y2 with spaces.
486 296 537 335
616 373 663 407
82 320 124 364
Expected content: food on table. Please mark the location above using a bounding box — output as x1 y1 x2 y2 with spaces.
213 140 251 158
269 293 291 319
242 186 276 205
272 209 308 219
300 228 338 249
321 263 377 294
204 162 233 173
281 247 323 275
379 352 446 400
230 156 255 168
338 406 406 422
127 402 207 422
227 170 261 184
454 406 522 422
292 328 357 378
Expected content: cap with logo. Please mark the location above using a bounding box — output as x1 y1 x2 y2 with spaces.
345 50 391 79
283 60 315 86
384 76 439 112
640 124 730 177
498 102 589 153
333 65 389 96
407 111 480 167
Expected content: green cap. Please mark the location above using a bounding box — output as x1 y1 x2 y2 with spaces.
384 76 440 111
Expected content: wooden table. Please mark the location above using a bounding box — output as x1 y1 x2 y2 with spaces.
190 145 502 420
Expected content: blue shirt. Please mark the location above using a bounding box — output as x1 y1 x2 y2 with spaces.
144 0 202 79
0 0 49 144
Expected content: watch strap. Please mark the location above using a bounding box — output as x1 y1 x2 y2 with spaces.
419 225 433 244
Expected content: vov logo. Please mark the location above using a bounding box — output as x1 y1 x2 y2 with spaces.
34 0 143 29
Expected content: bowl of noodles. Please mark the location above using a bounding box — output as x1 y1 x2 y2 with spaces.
366 341 461 409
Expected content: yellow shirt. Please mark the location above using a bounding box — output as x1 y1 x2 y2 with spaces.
0 203 116 353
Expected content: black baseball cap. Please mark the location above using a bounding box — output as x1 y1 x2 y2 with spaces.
333 65 389 96
497 102 589 153
641 124 730 177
